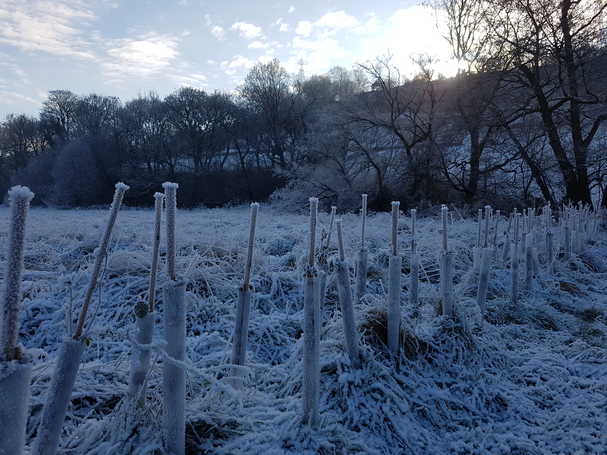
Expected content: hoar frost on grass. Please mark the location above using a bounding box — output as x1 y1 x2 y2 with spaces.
0 205 606 454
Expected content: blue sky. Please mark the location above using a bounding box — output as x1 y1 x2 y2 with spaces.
0 0 455 118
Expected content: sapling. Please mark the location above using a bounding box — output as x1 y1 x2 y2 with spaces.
334 219 361 368
33 182 129 455
410 209 419 307
511 214 520 305
387 202 401 355
161 182 186 455
318 206 336 303
355 194 368 301
439 205 454 317
230 202 259 383
128 192 164 404
303 197 321 426
0 186 34 455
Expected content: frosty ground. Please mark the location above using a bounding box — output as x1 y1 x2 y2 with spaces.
0 205 605 455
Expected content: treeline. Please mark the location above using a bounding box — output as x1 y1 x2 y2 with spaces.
2 0 607 210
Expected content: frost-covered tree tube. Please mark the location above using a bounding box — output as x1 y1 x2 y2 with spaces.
73 182 130 339
511 214 520 305
230 203 259 378
32 339 85 455
162 282 186 455
128 192 163 404
439 250 455 317
163 182 179 281
303 197 320 427
0 361 31 455
335 220 360 368
476 248 492 314
410 209 419 308
355 194 368 301
387 202 401 354
0 186 34 455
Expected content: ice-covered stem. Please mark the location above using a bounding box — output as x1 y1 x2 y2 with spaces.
73 182 129 340
1 186 34 361
148 192 164 312
308 197 318 268
391 201 400 256
163 182 179 281
441 205 449 251
361 194 368 245
335 220 360 368
243 202 259 288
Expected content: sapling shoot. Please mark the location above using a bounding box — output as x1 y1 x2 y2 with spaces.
34 183 129 455
129 192 163 404
410 209 419 307
303 197 320 426
335 219 360 368
356 194 368 300
387 202 401 354
230 203 259 380
0 186 34 455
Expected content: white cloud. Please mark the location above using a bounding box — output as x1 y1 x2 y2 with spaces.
211 25 225 40
231 21 263 39
104 33 180 77
295 21 313 37
279 23 289 32
0 0 96 59
316 11 359 30
288 6 295 13
248 40 269 49
173 72 207 87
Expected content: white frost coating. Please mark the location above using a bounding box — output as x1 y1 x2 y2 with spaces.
476 248 492 314
302 268 320 427
163 182 179 281
410 209 419 307
387 255 401 354
128 312 154 405
162 281 186 455
546 230 554 275
1 185 33 361
32 339 85 455
360 194 367 245
441 205 449 251
73 183 128 339
0 361 31 455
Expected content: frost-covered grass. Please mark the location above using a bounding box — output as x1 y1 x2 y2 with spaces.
0 205 606 454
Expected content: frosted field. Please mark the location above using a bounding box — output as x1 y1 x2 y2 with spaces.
1 205 606 455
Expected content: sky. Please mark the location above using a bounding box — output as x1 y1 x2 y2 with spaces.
0 0 456 118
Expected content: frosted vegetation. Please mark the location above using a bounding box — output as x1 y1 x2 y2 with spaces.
0 203 606 454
